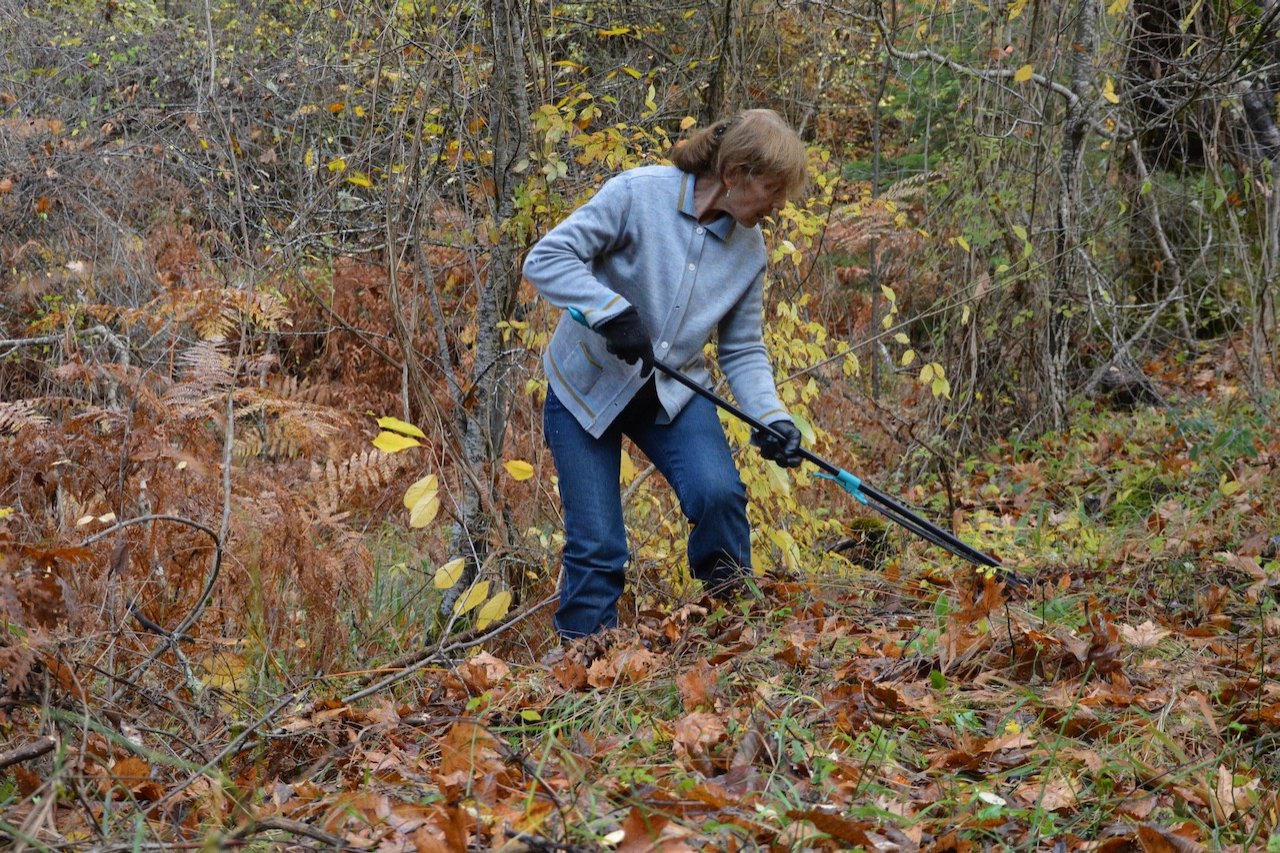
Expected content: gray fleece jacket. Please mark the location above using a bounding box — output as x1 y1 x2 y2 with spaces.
522 164 789 438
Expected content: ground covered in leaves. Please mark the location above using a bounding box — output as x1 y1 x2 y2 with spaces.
8 560 1280 851
5 372 1280 851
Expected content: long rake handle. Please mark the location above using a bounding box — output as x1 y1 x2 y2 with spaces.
564 307 1006 572
649 359 1004 570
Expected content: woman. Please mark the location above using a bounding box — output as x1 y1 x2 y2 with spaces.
522 108 808 639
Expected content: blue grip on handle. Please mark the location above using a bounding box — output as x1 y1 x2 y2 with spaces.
567 307 589 327
817 469 868 504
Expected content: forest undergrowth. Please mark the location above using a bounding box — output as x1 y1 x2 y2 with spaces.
5 316 1280 851
7 0 1280 849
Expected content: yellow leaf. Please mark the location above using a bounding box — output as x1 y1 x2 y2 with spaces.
453 580 491 615
1102 77 1120 104
901 349 917 366
1014 64 1034 83
791 413 816 445
680 116 697 130
1219 475 1242 496
956 235 971 252
0 507 13 519
504 459 535 481
880 285 897 302
199 652 247 693
404 474 438 509
304 147 315 169
409 493 440 528
764 459 792 496
327 157 346 172
347 172 373 188
377 416 426 438
1008 0 1028 18
475 590 512 629
328 102 346 114
620 451 638 485
622 65 642 79
434 557 466 589
893 332 910 345
1107 0 1130 14
373 431 421 453
599 25 630 36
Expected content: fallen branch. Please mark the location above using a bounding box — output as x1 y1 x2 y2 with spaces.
342 593 556 704
227 816 354 850
153 689 305 811
0 736 56 771
81 514 221 665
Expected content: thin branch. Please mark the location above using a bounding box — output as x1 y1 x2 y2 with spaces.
153 689 305 811
0 334 61 349
342 593 557 704
80 513 222 681
226 816 354 850
0 736 56 771
172 386 234 639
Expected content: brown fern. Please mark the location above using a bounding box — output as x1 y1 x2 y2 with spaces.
0 399 50 434
310 448 407 519
165 339 234 417
825 171 941 258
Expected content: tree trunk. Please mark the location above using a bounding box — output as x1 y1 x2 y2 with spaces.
1043 0 1099 431
442 0 531 616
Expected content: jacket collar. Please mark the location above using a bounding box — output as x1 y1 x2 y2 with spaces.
678 173 736 240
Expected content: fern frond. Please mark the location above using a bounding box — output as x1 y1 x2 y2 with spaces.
309 449 406 515
166 339 233 417
0 400 49 435
265 408 337 460
269 374 337 406
826 173 940 259
879 171 942 203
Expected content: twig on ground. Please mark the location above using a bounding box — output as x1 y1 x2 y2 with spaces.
153 689 305 811
342 593 557 704
0 736 56 771
226 816 354 850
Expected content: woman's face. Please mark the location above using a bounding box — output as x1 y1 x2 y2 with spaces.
724 172 789 229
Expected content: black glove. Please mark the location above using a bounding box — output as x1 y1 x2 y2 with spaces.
596 306 654 374
752 419 803 468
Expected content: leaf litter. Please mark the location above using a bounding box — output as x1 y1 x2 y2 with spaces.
7 386 1280 850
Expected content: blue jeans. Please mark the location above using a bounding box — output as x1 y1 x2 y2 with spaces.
543 382 751 638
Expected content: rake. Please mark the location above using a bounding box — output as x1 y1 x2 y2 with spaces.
567 308 1022 584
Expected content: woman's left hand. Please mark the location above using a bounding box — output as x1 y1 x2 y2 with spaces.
752 420 804 468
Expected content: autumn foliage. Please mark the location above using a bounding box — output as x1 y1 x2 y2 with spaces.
5 0 1280 849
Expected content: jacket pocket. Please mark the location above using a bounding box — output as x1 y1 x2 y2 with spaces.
550 340 605 416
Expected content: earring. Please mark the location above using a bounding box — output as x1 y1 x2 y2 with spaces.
726 186 733 199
